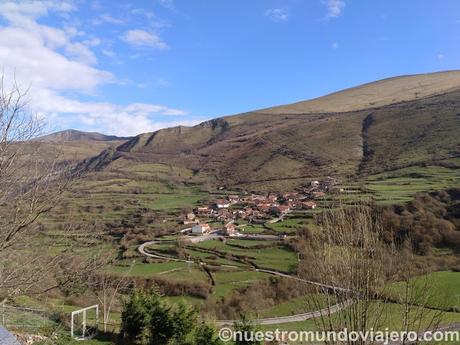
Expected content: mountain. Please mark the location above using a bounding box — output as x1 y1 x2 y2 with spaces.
257 70 460 114
33 130 130 164
36 129 131 142
80 71 460 191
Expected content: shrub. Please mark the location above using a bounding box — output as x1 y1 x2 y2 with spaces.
120 288 221 345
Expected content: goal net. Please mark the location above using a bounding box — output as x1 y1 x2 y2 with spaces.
71 305 99 340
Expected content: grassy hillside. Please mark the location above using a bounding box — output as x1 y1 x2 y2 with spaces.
81 87 460 191
27 129 130 164
258 70 460 114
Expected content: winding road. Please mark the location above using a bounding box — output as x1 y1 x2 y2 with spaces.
138 234 353 325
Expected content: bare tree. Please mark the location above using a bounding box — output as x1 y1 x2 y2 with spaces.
88 254 134 333
300 202 443 345
0 76 71 302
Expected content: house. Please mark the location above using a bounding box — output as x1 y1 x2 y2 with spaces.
216 208 232 222
223 222 238 236
196 206 213 216
312 191 326 198
215 199 231 208
270 205 291 216
267 193 279 203
257 203 272 213
191 223 212 235
227 194 240 203
183 212 199 224
302 201 317 209
183 218 199 225
311 180 320 187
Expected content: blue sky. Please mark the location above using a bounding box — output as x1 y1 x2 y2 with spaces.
0 0 458 136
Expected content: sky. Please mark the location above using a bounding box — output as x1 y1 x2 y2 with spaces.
0 0 458 136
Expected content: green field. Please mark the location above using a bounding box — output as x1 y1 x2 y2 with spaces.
387 271 460 310
192 239 297 272
364 165 460 204
260 294 335 317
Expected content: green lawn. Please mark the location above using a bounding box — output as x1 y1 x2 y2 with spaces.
260 294 336 317
192 240 297 272
109 262 187 276
364 165 460 204
387 271 460 309
212 270 272 299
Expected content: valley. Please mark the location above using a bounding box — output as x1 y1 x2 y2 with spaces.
2 71 460 344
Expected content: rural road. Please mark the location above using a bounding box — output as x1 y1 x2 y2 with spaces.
216 299 353 326
138 234 353 325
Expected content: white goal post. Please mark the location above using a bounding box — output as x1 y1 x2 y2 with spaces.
71 305 99 340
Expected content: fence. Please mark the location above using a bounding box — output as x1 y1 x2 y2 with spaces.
0 304 50 331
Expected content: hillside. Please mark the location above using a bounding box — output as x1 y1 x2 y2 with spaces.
257 70 460 115
36 129 130 143
80 71 460 191
33 130 130 164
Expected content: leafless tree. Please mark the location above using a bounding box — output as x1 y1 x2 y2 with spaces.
300 202 443 345
88 253 134 332
0 76 71 303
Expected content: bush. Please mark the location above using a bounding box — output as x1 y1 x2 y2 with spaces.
120 288 221 345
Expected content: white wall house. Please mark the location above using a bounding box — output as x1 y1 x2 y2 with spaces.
191 223 211 235
215 200 230 208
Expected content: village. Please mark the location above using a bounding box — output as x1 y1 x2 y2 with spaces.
182 178 338 237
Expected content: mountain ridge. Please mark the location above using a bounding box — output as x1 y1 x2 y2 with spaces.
253 70 460 115
77 70 460 191
36 129 132 143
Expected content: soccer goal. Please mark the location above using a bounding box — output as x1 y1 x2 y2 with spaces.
70 305 99 340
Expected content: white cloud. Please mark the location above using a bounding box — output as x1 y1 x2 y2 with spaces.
324 0 345 18
0 0 74 21
332 42 339 49
159 0 175 10
83 37 101 47
131 8 155 18
35 90 188 136
92 13 125 25
437 53 445 60
0 26 111 91
120 29 168 49
0 0 187 136
264 8 289 22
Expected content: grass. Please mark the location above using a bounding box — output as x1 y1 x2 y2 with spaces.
260 294 336 317
264 217 308 234
387 271 460 310
108 261 187 276
364 165 460 205
192 239 298 272
259 302 460 344
239 224 266 234
211 269 272 299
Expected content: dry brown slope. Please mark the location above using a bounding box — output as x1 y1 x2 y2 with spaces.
80 71 460 190
256 70 460 115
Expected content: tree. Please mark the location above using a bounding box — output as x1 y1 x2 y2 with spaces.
169 302 197 344
120 289 150 343
0 76 71 303
89 254 134 332
233 314 262 345
194 323 223 345
300 202 443 345
120 288 222 345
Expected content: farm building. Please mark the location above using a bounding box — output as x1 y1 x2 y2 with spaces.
302 201 317 209
215 200 231 208
223 222 238 236
191 223 212 235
